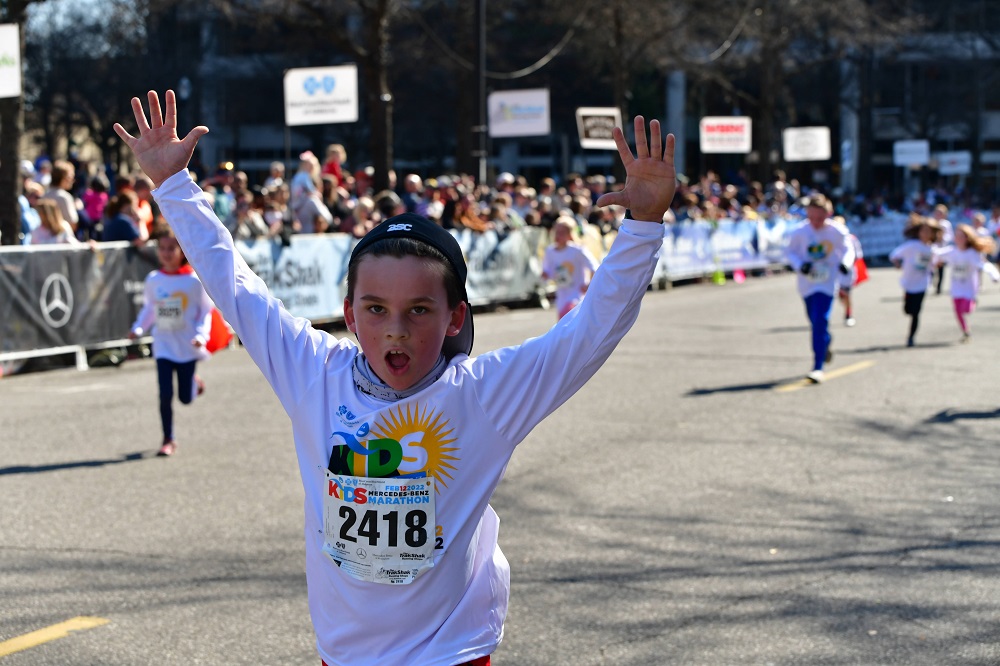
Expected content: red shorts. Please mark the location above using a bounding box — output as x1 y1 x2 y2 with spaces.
323 658 489 666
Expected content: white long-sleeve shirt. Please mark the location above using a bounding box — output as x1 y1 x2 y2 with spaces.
889 240 937 294
936 246 1000 300
154 170 662 666
130 267 212 362
784 220 853 297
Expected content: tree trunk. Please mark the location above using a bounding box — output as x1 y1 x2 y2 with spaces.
611 2 627 186
0 13 26 245
365 0 393 194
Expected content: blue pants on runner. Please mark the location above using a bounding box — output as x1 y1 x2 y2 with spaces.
803 292 834 371
157 358 197 442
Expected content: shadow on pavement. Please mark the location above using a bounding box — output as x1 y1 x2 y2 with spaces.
685 377 802 396
925 408 1000 424
0 452 148 476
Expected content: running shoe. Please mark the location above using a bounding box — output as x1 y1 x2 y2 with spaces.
806 370 824 384
845 317 856 327
157 441 177 457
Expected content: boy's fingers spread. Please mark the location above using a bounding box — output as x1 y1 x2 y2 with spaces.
633 115 648 158
595 192 624 209
613 126 634 166
664 133 676 163
182 126 210 148
164 89 177 127
148 90 163 128
113 123 135 144
131 97 151 133
649 120 662 160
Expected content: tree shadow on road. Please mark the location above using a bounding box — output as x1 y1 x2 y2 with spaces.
0 452 148 476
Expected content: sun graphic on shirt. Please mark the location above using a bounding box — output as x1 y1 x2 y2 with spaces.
373 403 458 491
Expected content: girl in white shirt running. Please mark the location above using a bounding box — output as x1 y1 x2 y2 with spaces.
934 223 998 342
889 216 943 347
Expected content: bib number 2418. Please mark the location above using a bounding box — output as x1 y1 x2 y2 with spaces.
337 505 428 548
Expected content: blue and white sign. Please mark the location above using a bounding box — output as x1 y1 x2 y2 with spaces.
283 64 358 126
488 88 551 138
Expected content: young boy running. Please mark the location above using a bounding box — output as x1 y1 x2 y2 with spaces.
115 90 675 666
784 194 854 383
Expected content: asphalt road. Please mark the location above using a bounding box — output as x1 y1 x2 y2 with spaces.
3 265 1000 665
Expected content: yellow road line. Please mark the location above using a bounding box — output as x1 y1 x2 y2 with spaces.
775 360 876 393
0 616 109 658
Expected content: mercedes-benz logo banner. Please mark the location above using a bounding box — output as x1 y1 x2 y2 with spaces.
0 245 158 352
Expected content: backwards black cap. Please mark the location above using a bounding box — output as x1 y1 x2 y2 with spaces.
349 213 473 358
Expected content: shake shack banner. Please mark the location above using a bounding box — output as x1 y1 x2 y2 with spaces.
0 229 549 357
0 243 158 354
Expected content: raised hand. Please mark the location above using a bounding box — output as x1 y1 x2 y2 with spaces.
595 116 676 223
113 90 209 189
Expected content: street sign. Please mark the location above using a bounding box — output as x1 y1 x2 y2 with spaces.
783 126 831 162
488 88 550 138
283 65 358 127
575 107 622 150
699 116 752 154
935 151 971 175
893 139 930 166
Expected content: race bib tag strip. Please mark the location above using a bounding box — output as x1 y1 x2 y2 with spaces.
156 297 185 331
322 472 436 585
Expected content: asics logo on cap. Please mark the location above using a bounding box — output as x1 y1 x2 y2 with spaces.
386 223 412 232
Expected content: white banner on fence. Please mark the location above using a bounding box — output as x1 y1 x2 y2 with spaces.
235 234 355 321
455 227 544 303
0 24 21 100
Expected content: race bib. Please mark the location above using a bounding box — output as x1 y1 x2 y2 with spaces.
155 297 184 331
953 264 971 281
555 263 573 287
322 472 437 585
807 263 829 283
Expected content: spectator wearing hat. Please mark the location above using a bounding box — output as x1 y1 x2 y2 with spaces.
495 172 516 200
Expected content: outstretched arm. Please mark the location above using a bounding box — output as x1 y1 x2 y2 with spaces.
595 116 676 222
113 90 209 188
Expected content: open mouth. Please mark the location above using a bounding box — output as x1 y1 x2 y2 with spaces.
385 350 410 373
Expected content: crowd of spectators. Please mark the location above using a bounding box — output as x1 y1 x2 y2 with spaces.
11 143 1000 248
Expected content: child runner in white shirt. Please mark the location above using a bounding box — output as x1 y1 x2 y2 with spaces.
541 215 601 320
114 90 676 666
889 216 943 347
934 223 998 342
784 194 854 383
128 225 212 456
